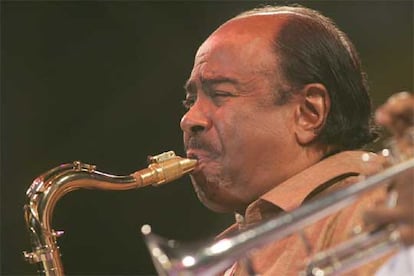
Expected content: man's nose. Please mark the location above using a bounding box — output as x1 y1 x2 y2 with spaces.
180 103 211 134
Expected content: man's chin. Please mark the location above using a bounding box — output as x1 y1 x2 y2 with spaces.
196 192 234 213
190 174 239 214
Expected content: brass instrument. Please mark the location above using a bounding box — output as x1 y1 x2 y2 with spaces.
142 156 414 276
23 151 197 276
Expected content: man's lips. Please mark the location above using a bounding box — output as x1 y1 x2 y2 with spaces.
186 149 207 161
186 149 213 171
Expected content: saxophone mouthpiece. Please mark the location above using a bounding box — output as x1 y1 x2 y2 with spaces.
132 151 197 188
178 157 198 174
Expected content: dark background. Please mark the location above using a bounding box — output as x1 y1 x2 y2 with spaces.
1 1 412 275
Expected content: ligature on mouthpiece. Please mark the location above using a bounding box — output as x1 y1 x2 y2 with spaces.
132 151 197 188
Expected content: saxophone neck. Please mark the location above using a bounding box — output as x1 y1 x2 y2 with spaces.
23 151 196 276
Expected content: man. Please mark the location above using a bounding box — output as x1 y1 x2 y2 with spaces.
181 5 388 275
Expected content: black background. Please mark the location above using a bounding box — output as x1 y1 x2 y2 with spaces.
1 1 412 275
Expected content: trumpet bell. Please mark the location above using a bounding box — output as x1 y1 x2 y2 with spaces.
141 224 240 276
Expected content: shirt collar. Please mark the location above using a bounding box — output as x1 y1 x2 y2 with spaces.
238 151 379 227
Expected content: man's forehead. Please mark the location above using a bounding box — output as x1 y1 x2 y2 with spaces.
193 12 291 60
196 36 265 57
186 12 291 92
196 12 288 55
194 35 275 75
193 19 279 73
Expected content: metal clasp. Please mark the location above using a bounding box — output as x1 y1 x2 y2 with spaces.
147 151 176 164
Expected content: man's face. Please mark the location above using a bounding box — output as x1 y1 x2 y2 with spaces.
180 16 298 213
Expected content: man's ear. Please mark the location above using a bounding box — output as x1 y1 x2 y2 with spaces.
294 83 330 145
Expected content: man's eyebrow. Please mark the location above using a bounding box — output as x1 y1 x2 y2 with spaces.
183 76 239 93
183 79 195 93
200 76 239 86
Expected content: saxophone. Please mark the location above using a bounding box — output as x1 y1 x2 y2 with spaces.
23 151 197 276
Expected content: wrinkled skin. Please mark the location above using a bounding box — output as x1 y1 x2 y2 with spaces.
180 15 327 213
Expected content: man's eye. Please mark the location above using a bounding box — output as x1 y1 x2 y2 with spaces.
210 91 236 104
211 91 232 98
182 97 195 109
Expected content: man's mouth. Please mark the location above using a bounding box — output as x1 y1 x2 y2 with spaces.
186 150 198 160
186 149 213 172
186 149 207 162
184 137 220 172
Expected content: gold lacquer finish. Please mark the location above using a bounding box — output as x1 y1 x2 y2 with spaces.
23 151 196 276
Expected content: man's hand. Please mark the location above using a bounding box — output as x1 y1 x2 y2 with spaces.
364 91 414 245
375 91 414 139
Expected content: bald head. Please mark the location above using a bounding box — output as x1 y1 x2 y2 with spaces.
195 15 285 84
213 11 290 38
201 5 377 150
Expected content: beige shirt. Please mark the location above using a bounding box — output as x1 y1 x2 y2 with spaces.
221 151 390 276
